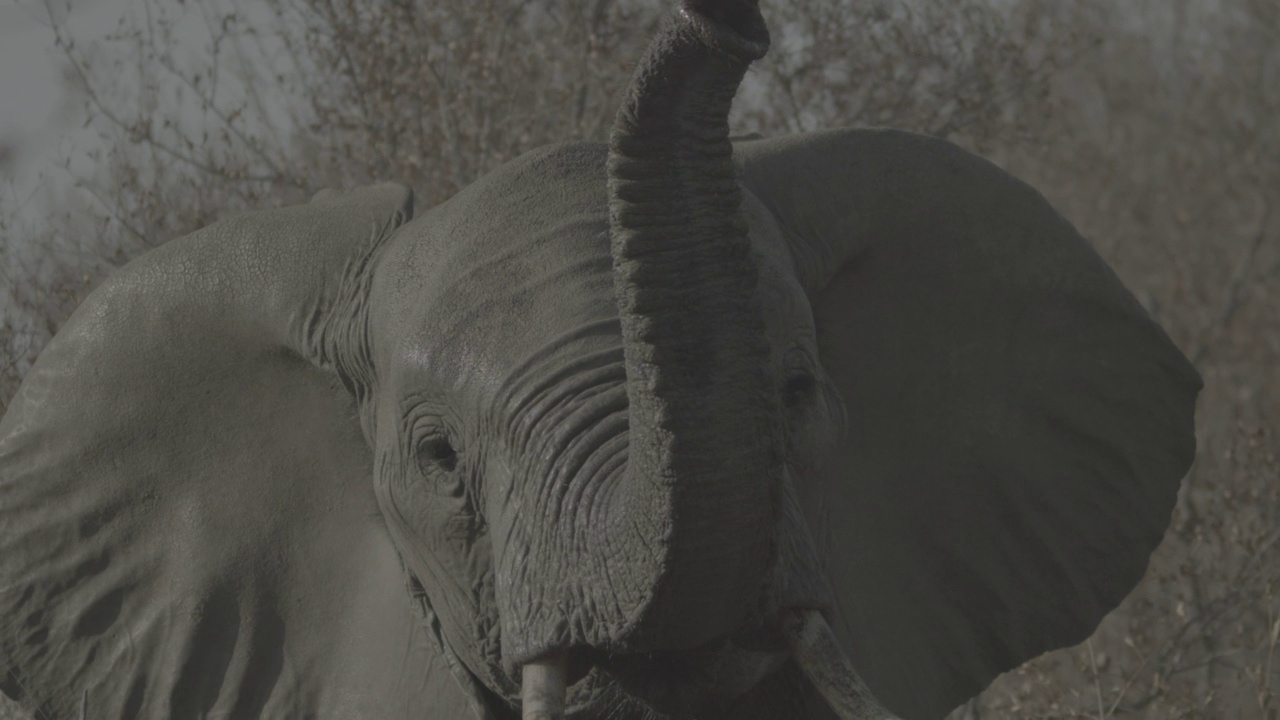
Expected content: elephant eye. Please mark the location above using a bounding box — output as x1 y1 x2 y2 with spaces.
416 435 459 474
783 372 816 408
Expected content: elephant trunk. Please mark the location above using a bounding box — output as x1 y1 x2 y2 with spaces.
603 0 781 651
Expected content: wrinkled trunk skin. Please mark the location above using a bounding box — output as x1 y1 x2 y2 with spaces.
605 0 781 652
494 1 782 672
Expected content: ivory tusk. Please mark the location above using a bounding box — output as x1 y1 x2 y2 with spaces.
521 651 569 720
782 609 901 720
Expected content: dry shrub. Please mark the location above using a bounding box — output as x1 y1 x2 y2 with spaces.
282 0 657 201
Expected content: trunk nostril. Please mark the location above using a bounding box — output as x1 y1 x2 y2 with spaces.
680 0 770 61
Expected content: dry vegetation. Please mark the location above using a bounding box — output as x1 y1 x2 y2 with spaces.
1 0 1277 718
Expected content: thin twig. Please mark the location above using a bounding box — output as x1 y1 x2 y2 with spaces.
1087 640 1107 719
1191 193 1270 364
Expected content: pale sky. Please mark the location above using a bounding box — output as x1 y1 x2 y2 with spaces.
1 0 137 222
0 1 62 171
0 0 290 223
0 0 128 167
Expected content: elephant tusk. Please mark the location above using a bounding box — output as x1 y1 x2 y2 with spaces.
783 609 901 720
521 651 569 720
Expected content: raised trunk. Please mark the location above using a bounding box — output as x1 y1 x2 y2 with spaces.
493 1 781 670
603 0 780 651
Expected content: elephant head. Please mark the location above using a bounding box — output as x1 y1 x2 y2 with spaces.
0 1 1200 718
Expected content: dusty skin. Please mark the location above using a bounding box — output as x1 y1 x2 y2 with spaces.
0 1 1199 718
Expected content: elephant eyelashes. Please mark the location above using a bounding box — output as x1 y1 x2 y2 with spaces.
416 435 459 475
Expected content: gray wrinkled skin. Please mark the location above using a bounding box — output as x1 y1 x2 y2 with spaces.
0 2 1200 719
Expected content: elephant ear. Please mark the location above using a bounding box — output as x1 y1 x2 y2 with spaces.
0 187 484 719
735 129 1201 719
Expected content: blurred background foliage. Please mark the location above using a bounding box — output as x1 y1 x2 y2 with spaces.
1 0 1277 717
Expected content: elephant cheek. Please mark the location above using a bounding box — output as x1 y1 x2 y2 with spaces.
378 469 509 695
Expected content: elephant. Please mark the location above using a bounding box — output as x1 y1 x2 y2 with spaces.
0 1 1200 718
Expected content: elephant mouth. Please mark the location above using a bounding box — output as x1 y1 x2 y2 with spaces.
405 567 893 718
403 558 790 717
501 626 792 719
504 604 896 717
403 546 888 717
583 623 793 717
511 610 897 720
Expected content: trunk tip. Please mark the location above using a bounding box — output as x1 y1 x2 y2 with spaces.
680 0 771 61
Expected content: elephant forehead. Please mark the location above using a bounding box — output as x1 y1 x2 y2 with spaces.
382 145 623 401
416 218 620 393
